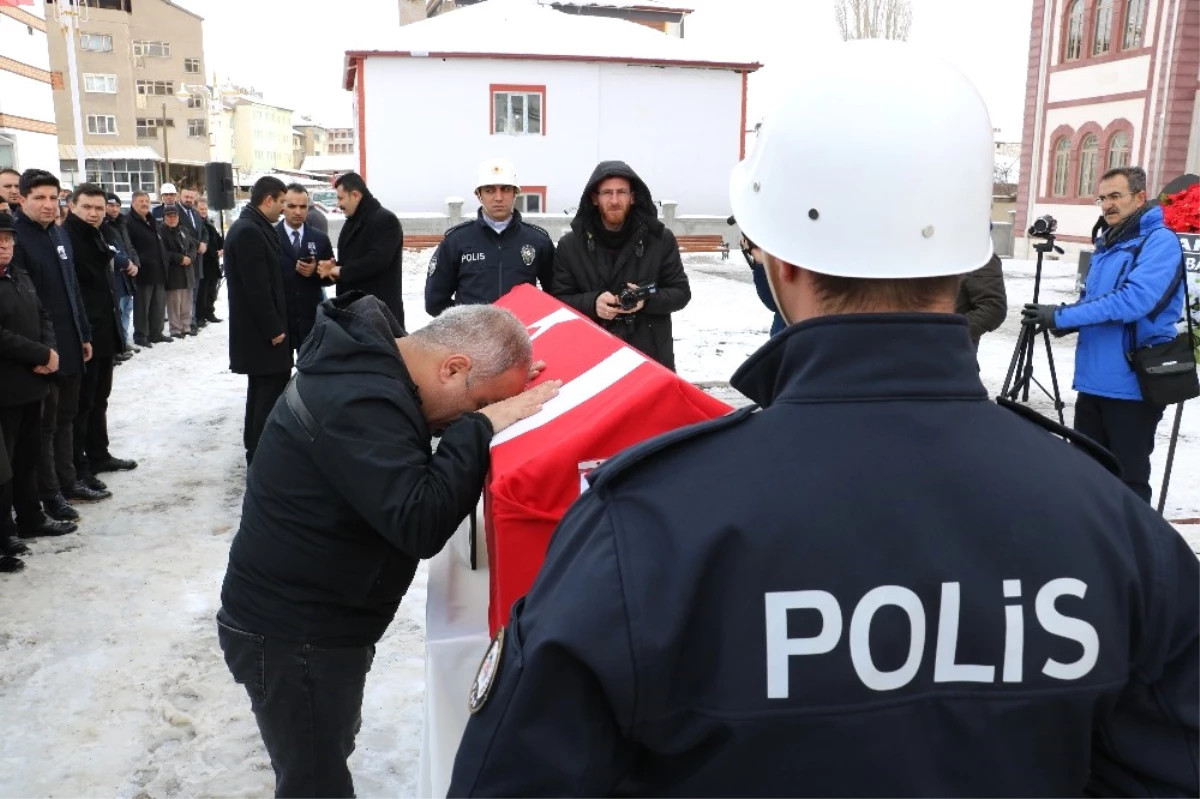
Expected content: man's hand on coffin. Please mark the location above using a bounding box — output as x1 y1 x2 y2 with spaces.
479 379 562 434
527 360 546 383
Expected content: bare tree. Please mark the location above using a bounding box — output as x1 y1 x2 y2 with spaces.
834 0 913 42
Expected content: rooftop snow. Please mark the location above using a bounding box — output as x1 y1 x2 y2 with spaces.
344 0 757 87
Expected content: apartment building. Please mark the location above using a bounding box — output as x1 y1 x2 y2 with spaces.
327 126 355 155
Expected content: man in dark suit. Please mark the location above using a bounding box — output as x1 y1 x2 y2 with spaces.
276 184 335 353
180 188 209 333
196 197 224 324
224 176 291 465
323 172 404 327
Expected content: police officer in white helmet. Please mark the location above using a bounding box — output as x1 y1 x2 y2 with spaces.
448 41 1199 797
424 158 554 317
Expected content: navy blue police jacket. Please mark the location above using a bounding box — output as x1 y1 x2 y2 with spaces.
449 313 1199 797
275 220 334 350
424 209 554 316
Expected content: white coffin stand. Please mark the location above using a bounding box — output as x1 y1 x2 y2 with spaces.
417 507 491 798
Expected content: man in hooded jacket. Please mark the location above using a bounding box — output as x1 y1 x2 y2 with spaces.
325 172 404 327
551 161 690 371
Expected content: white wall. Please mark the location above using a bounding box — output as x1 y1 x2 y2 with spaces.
361 56 743 217
1046 55 1151 103
0 2 60 173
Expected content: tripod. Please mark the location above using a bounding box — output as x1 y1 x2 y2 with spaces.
1001 235 1067 424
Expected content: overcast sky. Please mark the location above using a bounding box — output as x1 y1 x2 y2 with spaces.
179 0 1034 140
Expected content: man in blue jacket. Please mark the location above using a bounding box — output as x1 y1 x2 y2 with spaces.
1023 165 1185 503
449 42 1198 798
275 184 334 352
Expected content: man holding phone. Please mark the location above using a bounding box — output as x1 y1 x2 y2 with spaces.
275 184 334 353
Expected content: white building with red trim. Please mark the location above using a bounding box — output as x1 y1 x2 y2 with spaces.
343 0 758 216
1016 0 1199 257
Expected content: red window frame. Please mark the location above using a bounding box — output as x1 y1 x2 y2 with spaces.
519 185 547 214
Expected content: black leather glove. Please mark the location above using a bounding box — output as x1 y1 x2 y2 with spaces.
1021 303 1058 331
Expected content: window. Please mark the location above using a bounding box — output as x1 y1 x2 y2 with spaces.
87 115 118 135
187 119 206 137
136 80 174 96
516 187 546 214
1092 0 1114 55
184 58 200 73
1123 0 1146 48
1065 0 1084 60
136 117 173 138
66 158 158 194
0 136 15 170
1107 131 1131 169
187 95 204 109
1077 134 1099 196
80 33 113 52
83 73 117 93
1052 137 1071 196
132 40 170 58
492 86 544 135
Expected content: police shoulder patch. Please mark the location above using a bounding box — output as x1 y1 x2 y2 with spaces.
589 404 760 492
427 251 438 277
444 219 474 237
468 627 506 714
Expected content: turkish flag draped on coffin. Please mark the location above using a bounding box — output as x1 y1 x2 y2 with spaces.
486 285 732 635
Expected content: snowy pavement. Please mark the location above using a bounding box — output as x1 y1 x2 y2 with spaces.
1 251 1197 798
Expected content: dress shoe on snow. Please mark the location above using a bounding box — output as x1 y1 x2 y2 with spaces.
64 481 111 502
43 493 80 521
150 335 173 344
135 338 153 348
115 351 132 363
91 456 137 473
190 324 199 334
80 473 108 492
2 536 30 556
19 518 78 538
0 555 24 573
205 315 222 324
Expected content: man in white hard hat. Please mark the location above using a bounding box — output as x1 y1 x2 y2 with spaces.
448 41 1198 797
424 158 554 317
151 182 178 222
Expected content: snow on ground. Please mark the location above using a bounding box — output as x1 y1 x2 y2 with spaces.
1 251 1197 798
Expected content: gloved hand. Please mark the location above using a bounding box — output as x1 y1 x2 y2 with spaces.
1021 303 1058 331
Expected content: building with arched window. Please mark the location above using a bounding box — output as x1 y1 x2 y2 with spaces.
1015 0 1199 258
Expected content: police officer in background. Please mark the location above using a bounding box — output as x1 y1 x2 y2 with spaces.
449 41 1198 797
424 159 554 316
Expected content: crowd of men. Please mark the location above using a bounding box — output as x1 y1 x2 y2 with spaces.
0 168 225 574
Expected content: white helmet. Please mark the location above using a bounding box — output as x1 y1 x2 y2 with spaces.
476 159 519 192
160 182 178 195
729 40 994 279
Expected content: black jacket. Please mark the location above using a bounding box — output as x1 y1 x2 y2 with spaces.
11 209 91 377
224 205 292 376
154 202 207 249
63 213 123 358
955 253 1008 346
201 218 224 282
336 192 405 328
161 223 197 292
450 314 1199 798
0 261 54 407
101 215 137 301
276 220 335 349
219 292 495 646
126 210 168 287
552 161 691 371
425 209 555 316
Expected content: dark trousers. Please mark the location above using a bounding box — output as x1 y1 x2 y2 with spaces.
1074 391 1165 503
200 266 221 319
0 401 47 536
74 355 115 475
217 610 373 798
134 282 166 341
245 372 291 465
39 375 82 499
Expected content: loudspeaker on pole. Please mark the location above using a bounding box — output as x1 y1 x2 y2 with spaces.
205 162 235 211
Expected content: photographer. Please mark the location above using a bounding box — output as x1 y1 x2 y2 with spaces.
552 161 690 371
1022 166 1185 503
731 218 785 337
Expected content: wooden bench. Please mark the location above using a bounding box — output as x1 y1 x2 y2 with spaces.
676 234 730 259
403 234 444 251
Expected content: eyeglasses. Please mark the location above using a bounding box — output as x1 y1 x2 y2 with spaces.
597 189 631 200
1095 191 1132 205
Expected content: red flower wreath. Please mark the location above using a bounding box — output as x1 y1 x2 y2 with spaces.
1161 183 1199 234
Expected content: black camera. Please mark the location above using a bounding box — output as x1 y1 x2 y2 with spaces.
617 282 657 310
729 215 759 265
1028 214 1058 237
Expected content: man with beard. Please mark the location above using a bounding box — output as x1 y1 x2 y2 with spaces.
63 185 137 489
323 172 404 327
551 161 690 371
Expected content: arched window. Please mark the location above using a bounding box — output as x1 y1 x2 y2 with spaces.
1107 131 1131 169
1078 134 1100 196
1053 137 1071 196
1123 0 1146 48
1093 0 1114 55
1065 0 1085 60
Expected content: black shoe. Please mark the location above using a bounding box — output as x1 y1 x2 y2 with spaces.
205 315 222 324
64 481 111 502
198 319 208 328
128 343 142 353
115 351 132 363
80 473 108 491
43 493 80 521
150 335 173 344
2 536 30 556
19 518 78 538
136 338 153 349
190 324 199 334
0 555 24 573
92 456 137 473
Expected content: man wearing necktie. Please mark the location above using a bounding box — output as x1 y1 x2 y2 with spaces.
275 184 334 353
